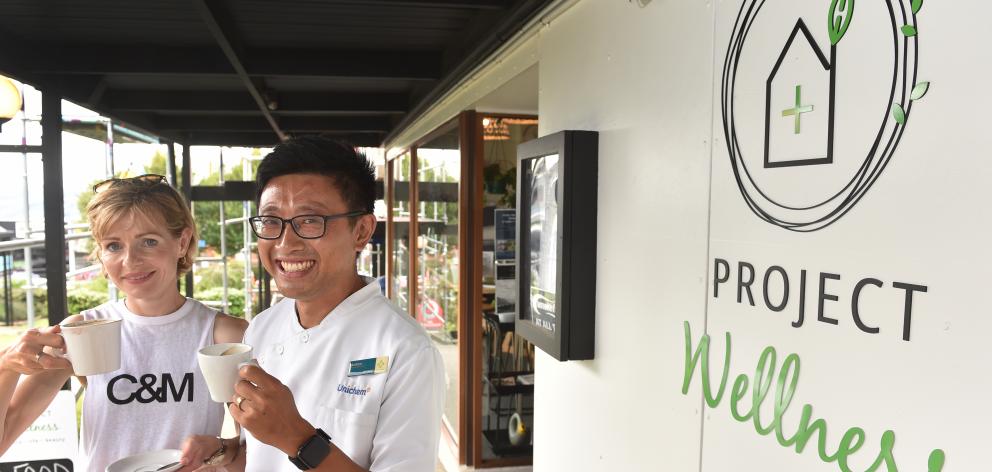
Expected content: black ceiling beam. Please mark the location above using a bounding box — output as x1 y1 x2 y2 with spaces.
190 181 256 202
104 90 409 114
277 92 410 115
19 44 440 80
248 49 440 80
105 90 256 112
194 0 285 141
22 45 234 76
36 74 106 105
86 77 110 106
154 116 392 133
0 28 53 90
183 132 282 147
326 0 508 8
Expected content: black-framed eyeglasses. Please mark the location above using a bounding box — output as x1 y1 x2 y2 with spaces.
249 211 369 240
93 174 168 193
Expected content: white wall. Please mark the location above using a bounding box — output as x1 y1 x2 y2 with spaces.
534 0 715 470
535 0 988 470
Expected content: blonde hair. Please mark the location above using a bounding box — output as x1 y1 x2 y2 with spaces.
87 181 197 275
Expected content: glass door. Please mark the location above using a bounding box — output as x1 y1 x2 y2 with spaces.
415 124 462 440
478 114 538 465
389 152 412 312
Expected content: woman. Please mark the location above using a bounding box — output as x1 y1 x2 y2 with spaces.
0 174 246 471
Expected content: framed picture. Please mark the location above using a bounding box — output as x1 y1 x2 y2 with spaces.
515 130 598 361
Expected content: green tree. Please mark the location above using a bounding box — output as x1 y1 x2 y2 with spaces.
76 181 98 225
145 151 168 177
76 150 168 223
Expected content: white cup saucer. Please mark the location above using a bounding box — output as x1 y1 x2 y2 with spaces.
105 449 181 472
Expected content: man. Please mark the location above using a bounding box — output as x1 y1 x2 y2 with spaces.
184 136 444 471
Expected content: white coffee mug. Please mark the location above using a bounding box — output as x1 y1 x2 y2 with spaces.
60 318 122 376
197 343 253 402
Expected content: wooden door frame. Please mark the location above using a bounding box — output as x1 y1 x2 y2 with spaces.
385 151 414 312
458 110 481 465
412 115 473 460
391 116 474 461
408 147 419 317
385 159 394 299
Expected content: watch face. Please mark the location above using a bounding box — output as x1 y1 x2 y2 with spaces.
296 432 332 469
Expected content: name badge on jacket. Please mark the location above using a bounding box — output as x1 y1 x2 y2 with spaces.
348 356 389 377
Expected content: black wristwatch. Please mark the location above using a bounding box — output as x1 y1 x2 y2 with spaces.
288 428 333 470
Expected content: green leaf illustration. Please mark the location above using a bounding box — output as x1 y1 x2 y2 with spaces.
828 0 856 45
928 449 945 472
912 0 923 15
902 24 918 37
910 81 930 100
891 103 906 124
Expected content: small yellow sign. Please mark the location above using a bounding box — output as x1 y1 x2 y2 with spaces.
374 356 389 374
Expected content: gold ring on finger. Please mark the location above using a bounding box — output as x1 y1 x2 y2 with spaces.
235 396 245 410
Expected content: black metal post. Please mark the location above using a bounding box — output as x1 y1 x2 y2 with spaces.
42 91 67 324
166 141 177 188
182 141 194 298
166 142 179 292
263 271 271 309
252 253 265 314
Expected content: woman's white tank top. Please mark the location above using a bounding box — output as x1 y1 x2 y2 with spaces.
78 298 225 471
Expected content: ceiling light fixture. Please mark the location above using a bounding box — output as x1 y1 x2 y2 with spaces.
0 75 22 126
483 118 511 141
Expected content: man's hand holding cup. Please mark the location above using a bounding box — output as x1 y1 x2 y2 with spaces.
229 363 316 456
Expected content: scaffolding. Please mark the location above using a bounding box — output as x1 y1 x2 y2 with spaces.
194 146 256 319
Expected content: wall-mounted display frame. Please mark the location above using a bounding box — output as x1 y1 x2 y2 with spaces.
515 130 597 361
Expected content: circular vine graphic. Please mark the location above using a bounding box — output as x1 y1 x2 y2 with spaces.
721 0 929 232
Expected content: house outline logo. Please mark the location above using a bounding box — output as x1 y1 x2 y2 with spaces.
721 0 931 232
763 19 835 169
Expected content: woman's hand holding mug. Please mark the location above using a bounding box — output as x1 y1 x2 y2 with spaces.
0 325 72 375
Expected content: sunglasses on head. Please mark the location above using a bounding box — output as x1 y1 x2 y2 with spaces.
93 174 169 193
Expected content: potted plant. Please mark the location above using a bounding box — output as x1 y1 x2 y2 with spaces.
484 164 517 207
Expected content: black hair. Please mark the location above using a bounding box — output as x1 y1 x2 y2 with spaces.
255 135 376 214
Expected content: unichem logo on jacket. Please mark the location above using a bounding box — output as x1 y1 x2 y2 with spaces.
337 383 370 396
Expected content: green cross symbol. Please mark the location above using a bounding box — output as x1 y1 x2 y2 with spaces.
781 85 814 134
